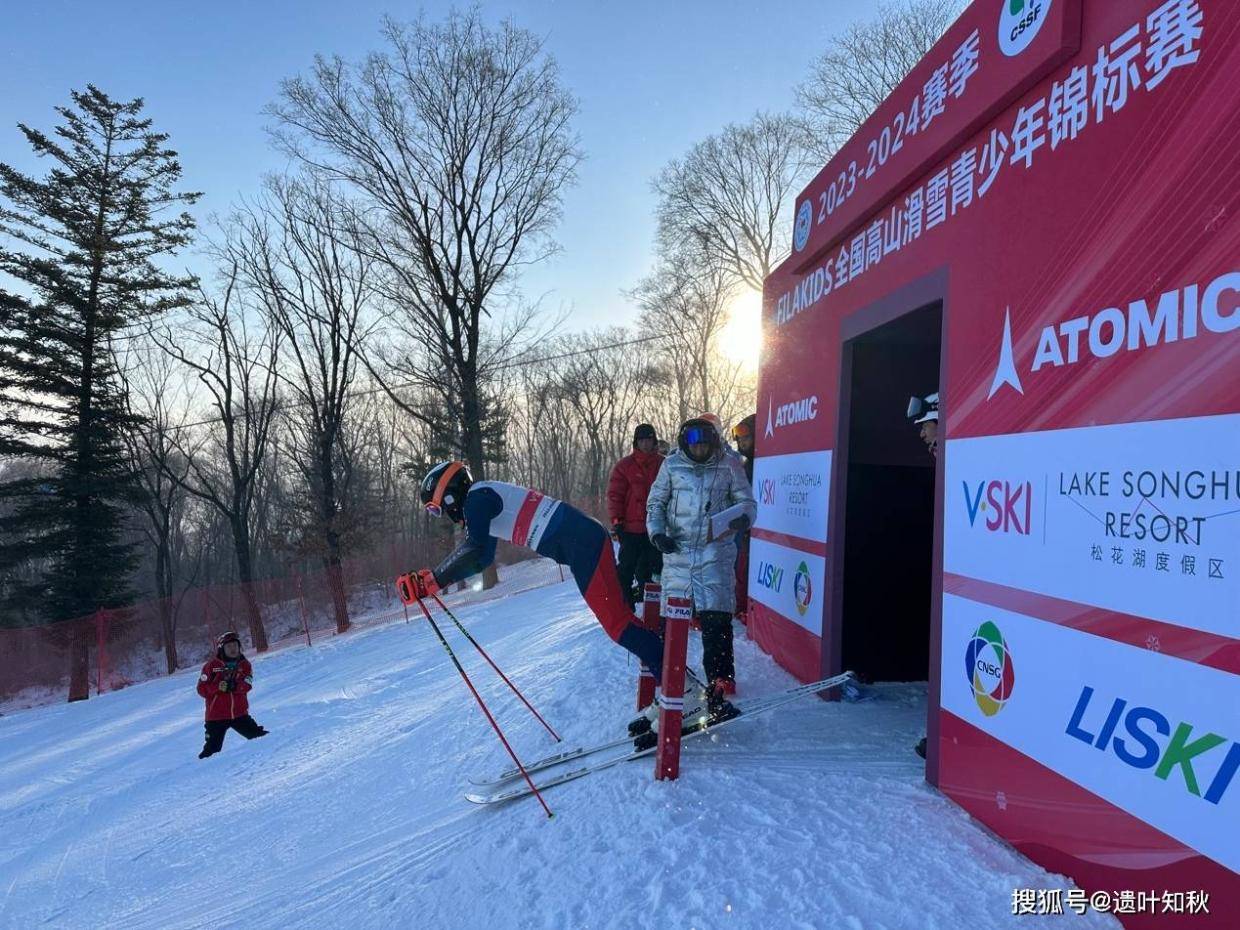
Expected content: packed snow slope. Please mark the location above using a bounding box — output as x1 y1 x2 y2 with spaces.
0 562 1119 930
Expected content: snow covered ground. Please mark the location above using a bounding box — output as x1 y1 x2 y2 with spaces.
0 573 1120 930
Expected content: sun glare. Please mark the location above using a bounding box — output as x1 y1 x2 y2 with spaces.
718 289 763 372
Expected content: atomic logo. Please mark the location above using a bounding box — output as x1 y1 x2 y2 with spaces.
793 561 812 616
965 621 1016 716
794 200 813 252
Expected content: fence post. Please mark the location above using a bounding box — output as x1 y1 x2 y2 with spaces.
296 573 312 647
655 595 692 781
636 582 662 710
95 608 107 696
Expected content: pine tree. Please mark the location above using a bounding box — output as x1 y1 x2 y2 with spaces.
0 86 199 697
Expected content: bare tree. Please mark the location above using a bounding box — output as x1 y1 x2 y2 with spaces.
653 112 812 291
268 12 581 587
119 346 196 673
630 248 741 423
795 0 964 162
155 269 281 652
227 175 373 634
551 329 666 502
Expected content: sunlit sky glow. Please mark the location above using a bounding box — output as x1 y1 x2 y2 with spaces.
2 1 874 334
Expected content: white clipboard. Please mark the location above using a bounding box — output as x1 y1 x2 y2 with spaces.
707 502 749 542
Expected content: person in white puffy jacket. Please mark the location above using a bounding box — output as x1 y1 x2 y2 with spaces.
646 416 756 701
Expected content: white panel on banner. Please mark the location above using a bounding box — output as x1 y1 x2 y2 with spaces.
944 414 1240 638
940 593 1240 872
748 536 825 637
753 449 833 543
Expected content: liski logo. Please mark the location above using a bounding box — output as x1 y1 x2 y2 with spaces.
755 561 784 592
794 200 813 252
965 621 1016 716
1066 686 1240 805
998 0 1050 57
793 561 812 616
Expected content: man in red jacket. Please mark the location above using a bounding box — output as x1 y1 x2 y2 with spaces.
197 631 268 759
607 423 664 608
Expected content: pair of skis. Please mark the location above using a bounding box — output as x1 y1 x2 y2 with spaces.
465 670 855 805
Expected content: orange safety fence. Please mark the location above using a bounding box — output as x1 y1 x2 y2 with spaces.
0 495 616 711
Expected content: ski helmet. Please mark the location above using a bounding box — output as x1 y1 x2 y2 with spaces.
216 630 242 659
420 461 472 523
677 417 720 463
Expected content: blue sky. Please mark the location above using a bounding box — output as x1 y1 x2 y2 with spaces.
2 0 874 333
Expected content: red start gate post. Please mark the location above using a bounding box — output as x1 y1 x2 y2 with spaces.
636 582 662 710
655 595 692 781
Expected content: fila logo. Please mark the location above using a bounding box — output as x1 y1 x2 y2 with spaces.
988 273 1240 400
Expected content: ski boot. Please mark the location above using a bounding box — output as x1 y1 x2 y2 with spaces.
701 678 741 728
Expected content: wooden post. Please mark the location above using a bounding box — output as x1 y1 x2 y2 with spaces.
655 595 692 781
636 582 662 710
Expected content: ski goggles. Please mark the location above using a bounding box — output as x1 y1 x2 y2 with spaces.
682 426 716 446
424 462 464 516
731 422 753 441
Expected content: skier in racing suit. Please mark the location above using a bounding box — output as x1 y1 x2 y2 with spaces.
399 462 667 683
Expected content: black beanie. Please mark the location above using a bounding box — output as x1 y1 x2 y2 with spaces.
633 423 657 444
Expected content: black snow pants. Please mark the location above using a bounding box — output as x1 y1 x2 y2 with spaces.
199 715 268 758
615 530 660 608
699 611 735 685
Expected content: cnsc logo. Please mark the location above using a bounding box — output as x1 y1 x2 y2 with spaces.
794 199 813 252
962 479 1034 535
755 561 784 592
1066 686 1240 805
965 621 1016 716
793 561 812 616
998 0 1051 57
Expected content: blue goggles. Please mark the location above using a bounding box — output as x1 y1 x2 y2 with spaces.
682 426 716 446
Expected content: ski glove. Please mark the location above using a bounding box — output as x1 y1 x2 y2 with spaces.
397 568 441 605
728 513 751 532
610 521 623 540
651 533 678 554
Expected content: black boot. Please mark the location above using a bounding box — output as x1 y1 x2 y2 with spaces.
704 679 741 727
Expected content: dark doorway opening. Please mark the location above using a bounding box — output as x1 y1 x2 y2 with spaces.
839 301 942 682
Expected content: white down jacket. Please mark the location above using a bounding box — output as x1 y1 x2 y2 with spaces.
646 448 756 614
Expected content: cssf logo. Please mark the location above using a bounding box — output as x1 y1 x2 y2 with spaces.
765 394 819 438
965 621 1016 716
962 479 1034 535
755 561 784 592
759 479 776 505
1067 686 1240 805
998 0 1050 57
988 273 1240 400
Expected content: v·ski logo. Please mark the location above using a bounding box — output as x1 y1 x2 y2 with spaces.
962 479 1034 535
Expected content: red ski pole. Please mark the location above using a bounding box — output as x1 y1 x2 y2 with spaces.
411 595 554 819
429 592 561 743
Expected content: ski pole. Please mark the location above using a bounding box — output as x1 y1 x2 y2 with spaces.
429 592 561 743
411 595 554 819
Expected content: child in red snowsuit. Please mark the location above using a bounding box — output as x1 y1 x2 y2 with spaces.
196 631 268 758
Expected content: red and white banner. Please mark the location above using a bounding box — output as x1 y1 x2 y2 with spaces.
757 0 1239 908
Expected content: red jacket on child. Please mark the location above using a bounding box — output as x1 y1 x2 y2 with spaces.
197 657 254 721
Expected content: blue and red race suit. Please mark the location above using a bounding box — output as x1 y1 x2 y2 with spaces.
431 481 665 683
